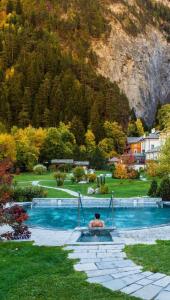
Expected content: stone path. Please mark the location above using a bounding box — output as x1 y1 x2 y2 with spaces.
33 180 94 199
65 244 170 300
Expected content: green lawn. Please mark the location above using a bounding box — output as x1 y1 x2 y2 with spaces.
0 242 139 300
39 178 151 198
125 240 170 275
14 171 152 198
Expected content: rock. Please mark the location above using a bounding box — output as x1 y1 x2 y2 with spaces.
87 187 95 195
93 1 170 126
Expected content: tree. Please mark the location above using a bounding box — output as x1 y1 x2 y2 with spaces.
159 177 170 201
127 121 138 137
114 163 128 179
0 134 16 162
148 180 158 197
12 126 46 171
136 119 144 136
103 121 126 154
146 160 158 177
98 138 116 159
6 0 13 14
16 0 23 15
85 129 96 159
157 104 170 130
40 124 75 162
0 122 7 133
158 138 170 176
90 146 106 169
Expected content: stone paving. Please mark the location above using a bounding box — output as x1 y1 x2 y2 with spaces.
65 243 170 300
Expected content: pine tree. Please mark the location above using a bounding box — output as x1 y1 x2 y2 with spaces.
148 180 158 197
6 0 13 14
16 0 23 15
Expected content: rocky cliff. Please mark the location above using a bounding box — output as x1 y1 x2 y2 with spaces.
93 0 170 126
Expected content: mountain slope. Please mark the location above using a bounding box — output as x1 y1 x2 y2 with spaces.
0 0 170 133
93 0 170 126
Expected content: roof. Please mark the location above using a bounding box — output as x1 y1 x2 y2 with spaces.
144 132 160 140
127 137 143 144
74 161 89 166
109 157 120 162
51 159 74 164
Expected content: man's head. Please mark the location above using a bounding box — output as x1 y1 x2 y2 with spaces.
95 213 100 219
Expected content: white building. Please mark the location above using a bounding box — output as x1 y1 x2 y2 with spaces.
142 129 170 161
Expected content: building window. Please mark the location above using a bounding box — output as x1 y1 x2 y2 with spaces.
151 145 154 149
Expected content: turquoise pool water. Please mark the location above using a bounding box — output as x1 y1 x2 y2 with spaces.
25 206 170 230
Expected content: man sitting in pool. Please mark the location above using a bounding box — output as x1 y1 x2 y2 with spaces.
89 213 105 228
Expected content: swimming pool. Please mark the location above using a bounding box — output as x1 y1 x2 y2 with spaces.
25 206 170 230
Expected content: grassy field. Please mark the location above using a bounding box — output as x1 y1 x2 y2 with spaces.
125 240 170 275
14 171 152 198
0 242 140 300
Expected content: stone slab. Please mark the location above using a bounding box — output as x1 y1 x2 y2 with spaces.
121 283 142 294
155 291 170 300
68 253 96 259
165 284 170 291
137 278 154 286
86 268 119 278
87 275 113 284
153 276 170 287
122 274 146 285
74 263 97 271
111 270 142 279
132 284 163 300
148 273 166 281
80 258 101 264
102 279 127 291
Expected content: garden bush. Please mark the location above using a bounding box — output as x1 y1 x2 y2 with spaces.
54 172 66 186
114 163 128 179
146 160 158 177
33 164 47 175
87 173 97 183
13 186 47 202
127 169 140 179
148 180 158 197
73 167 85 182
158 177 170 201
99 184 109 194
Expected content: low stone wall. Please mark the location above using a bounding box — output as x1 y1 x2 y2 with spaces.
32 197 160 208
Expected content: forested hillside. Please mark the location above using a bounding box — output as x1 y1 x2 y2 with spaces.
0 0 170 142
0 0 130 143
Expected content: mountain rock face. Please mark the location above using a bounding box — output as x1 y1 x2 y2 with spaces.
93 1 170 126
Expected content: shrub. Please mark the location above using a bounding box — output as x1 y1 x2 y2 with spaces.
127 169 140 179
99 184 109 194
33 164 47 175
13 186 47 202
73 167 85 182
148 180 158 197
54 172 66 186
114 163 128 179
87 173 97 183
146 160 158 177
159 177 170 201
